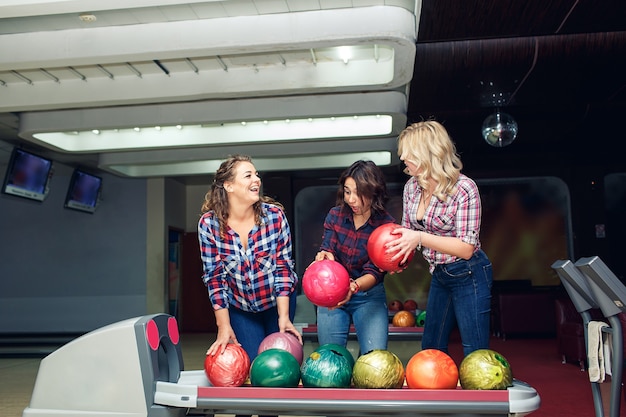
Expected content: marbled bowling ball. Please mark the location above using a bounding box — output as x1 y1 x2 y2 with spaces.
405 349 459 389
367 223 414 272
258 331 304 365
250 348 301 388
301 348 353 388
204 343 250 387
302 259 351 307
352 349 405 389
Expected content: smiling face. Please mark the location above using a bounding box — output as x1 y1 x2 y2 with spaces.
225 160 261 206
343 177 371 216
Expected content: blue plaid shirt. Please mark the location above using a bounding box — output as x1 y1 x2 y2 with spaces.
198 203 298 312
319 205 396 284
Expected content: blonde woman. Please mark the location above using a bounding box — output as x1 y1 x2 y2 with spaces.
387 120 493 357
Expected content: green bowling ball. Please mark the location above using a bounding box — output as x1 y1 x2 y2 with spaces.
416 310 427 327
459 349 513 390
301 348 353 388
315 343 355 369
250 348 301 387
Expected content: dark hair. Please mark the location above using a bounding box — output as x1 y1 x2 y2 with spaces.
336 160 388 214
201 154 281 239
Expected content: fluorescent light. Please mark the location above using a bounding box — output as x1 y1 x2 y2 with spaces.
338 46 352 64
32 115 393 152
106 151 392 177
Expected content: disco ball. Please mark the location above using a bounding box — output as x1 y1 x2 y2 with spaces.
481 111 518 147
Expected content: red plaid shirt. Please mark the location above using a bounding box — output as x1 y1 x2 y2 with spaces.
198 203 297 312
320 205 396 284
401 173 482 272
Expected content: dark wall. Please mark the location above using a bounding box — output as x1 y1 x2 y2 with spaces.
0 160 148 334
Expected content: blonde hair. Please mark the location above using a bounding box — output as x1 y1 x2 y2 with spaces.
200 154 282 239
397 120 463 200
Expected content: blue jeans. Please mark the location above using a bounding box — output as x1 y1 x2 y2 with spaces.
422 249 493 357
316 282 388 355
229 292 297 362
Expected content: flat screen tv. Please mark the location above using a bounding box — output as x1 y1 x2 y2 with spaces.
64 169 102 213
2 148 53 202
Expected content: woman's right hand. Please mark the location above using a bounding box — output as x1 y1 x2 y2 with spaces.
314 250 335 262
206 325 239 356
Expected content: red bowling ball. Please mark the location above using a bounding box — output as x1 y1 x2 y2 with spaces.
367 223 415 272
302 259 351 307
403 299 419 311
204 343 250 387
258 331 304 365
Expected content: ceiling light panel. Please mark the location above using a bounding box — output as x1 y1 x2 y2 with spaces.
97 132 402 178
19 91 408 152
32 116 394 152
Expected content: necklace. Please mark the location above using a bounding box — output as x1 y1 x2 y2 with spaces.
418 189 431 216
421 188 432 201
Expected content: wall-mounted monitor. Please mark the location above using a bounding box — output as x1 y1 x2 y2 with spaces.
1 148 53 202
64 169 102 213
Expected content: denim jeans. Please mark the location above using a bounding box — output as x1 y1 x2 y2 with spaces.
229 292 297 362
316 282 388 355
422 249 493 357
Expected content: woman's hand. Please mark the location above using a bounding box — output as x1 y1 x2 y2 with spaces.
327 283 356 310
278 316 303 344
304 251 335 272
205 324 239 356
385 227 421 266
314 250 335 262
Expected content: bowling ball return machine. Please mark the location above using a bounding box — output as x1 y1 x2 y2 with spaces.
23 314 540 417
552 256 625 417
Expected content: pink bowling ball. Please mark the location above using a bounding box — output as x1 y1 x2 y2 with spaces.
302 259 351 308
258 331 304 365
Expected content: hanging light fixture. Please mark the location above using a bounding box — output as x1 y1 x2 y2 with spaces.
481 110 518 147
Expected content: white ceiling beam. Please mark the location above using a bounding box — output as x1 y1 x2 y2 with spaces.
0 7 415 69
0 6 416 112
0 0 225 18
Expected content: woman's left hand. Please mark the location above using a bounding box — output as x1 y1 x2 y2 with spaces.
278 316 303 344
327 286 355 310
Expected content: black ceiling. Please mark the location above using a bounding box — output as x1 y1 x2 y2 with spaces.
406 0 626 173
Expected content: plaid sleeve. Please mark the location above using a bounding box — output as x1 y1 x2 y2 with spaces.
319 207 340 254
455 177 481 246
197 213 229 309
270 206 298 297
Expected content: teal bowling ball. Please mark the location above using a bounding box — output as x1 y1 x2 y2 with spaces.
416 310 427 327
250 348 301 387
301 347 353 388
315 343 355 369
